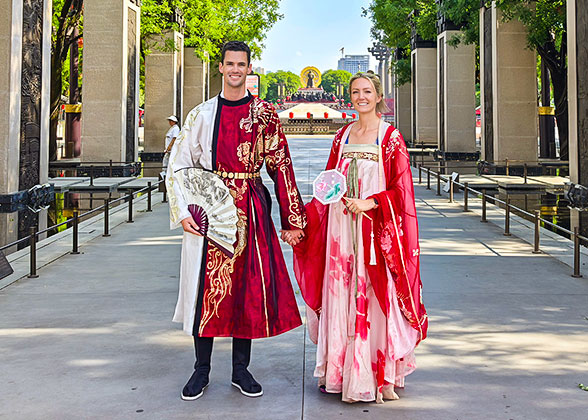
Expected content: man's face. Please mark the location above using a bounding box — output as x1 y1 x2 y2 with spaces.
219 51 251 89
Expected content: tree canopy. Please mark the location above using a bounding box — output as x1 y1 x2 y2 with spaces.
320 69 352 102
262 71 301 102
141 0 283 62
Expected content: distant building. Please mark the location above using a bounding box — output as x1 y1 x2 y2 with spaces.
337 55 370 73
252 66 265 75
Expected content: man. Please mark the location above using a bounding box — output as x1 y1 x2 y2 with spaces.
166 41 306 401
162 115 180 177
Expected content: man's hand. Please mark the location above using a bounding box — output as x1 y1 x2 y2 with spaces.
344 198 377 214
181 216 202 236
280 229 305 246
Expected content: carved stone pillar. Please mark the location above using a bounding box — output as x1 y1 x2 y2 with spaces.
82 0 141 163
395 82 412 144
411 45 437 145
0 0 51 246
183 49 209 122
209 61 223 97
567 0 588 235
143 31 183 176
437 30 476 156
479 2 538 164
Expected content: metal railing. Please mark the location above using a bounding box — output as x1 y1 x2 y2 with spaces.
0 180 165 279
416 164 584 278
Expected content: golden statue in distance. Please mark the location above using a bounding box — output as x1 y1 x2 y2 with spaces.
300 66 321 89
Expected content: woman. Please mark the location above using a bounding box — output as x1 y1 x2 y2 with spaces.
291 72 428 403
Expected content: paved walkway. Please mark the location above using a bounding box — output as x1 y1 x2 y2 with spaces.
1 137 587 419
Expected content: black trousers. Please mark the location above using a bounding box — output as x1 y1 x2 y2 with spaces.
192 336 252 375
192 240 251 375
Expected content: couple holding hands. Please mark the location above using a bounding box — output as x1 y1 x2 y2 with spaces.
166 41 428 404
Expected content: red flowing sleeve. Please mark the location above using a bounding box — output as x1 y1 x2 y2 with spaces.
292 125 349 314
366 126 428 342
262 105 307 230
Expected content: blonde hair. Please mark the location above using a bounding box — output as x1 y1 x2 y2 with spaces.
349 71 389 114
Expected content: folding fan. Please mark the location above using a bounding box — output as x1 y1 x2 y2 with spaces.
174 167 238 257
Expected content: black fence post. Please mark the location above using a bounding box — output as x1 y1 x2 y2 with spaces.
162 189 167 203
147 182 153 212
504 197 511 236
103 199 111 237
463 182 469 212
573 227 582 278
28 227 38 278
436 173 441 196
71 209 80 254
127 191 134 223
418 164 422 184
426 167 431 190
481 189 488 223
533 210 541 253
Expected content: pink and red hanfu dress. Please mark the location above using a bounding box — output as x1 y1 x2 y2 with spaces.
294 121 428 403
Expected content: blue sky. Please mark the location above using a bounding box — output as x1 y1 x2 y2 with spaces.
252 0 376 74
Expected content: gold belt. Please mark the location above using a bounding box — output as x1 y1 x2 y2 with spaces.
214 170 261 180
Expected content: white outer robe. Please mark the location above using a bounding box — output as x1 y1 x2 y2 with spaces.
166 96 220 335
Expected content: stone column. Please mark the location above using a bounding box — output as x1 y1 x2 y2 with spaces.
395 82 412 143
143 31 184 176
0 0 23 247
567 0 588 235
209 61 223 97
0 0 51 246
183 48 209 121
479 3 538 164
82 0 141 163
411 45 437 145
437 30 476 155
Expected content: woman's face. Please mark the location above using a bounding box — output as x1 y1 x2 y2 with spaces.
350 77 381 115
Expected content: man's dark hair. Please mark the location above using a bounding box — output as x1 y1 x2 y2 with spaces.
221 41 251 65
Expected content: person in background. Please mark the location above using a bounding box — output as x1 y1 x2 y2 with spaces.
162 115 180 177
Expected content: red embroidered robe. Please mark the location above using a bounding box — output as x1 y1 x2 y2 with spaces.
168 94 306 339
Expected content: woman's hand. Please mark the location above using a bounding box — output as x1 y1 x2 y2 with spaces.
344 198 377 214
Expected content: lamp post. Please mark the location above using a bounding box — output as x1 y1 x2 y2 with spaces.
368 42 391 97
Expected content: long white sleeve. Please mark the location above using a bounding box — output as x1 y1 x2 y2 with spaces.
166 107 204 229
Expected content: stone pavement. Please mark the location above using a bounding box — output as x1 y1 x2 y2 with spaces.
1 136 587 420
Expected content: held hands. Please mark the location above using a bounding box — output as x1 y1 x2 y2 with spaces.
180 216 202 236
280 229 305 246
344 198 377 214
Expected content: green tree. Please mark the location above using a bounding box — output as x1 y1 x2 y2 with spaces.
264 71 301 102
140 0 283 104
364 0 437 85
259 73 268 100
50 0 83 161
141 0 282 61
320 69 352 102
